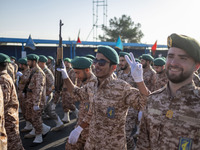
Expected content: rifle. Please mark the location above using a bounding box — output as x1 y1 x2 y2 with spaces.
55 20 64 92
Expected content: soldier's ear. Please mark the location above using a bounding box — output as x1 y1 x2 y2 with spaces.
85 68 90 73
112 65 117 71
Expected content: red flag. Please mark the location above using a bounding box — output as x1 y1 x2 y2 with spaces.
76 29 81 44
151 40 157 56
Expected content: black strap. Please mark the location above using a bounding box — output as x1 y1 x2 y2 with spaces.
23 70 36 94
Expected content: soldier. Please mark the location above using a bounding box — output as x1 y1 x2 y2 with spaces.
38 55 64 131
0 53 24 150
153 57 168 91
0 86 7 150
136 33 200 149
24 54 50 146
17 58 33 132
118 52 139 150
60 57 79 123
65 57 97 150
58 45 149 149
85 54 96 73
47 56 55 75
140 54 157 92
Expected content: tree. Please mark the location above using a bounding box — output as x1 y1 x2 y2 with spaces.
99 14 144 43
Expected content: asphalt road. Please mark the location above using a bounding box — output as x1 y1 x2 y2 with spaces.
19 102 79 150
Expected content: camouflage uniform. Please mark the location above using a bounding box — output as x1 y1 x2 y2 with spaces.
136 82 200 150
47 63 55 76
153 70 168 91
62 69 80 112
26 65 46 135
11 62 18 83
17 68 31 121
0 86 7 150
7 63 15 82
117 70 138 150
42 66 58 120
73 76 146 150
65 73 97 150
143 66 157 92
0 70 24 150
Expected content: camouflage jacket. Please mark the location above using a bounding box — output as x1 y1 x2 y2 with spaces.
0 70 24 150
0 86 7 150
153 70 168 91
43 66 54 95
27 65 46 107
143 66 157 92
74 75 146 150
137 82 200 150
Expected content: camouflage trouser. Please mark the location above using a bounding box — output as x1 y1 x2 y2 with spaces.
62 89 76 112
26 103 43 135
19 97 28 121
125 107 138 150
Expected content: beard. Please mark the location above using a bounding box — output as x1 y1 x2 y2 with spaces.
121 64 128 70
142 62 147 69
166 66 193 83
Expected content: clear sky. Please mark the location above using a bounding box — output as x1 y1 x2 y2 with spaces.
1 0 200 45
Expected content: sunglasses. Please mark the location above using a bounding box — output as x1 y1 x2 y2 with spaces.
93 59 110 66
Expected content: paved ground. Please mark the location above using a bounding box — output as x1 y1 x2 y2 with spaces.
19 102 79 150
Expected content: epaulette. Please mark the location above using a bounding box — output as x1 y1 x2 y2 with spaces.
150 85 167 96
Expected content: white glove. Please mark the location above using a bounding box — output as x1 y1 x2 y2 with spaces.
33 105 40 111
16 71 23 77
68 126 83 144
138 111 143 122
51 103 56 110
57 61 68 79
125 52 143 82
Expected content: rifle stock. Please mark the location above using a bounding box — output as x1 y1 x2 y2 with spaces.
55 20 64 91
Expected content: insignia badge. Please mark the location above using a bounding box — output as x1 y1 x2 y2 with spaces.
167 36 172 47
84 102 90 112
166 110 173 119
107 107 115 119
178 137 192 150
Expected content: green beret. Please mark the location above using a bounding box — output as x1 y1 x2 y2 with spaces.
39 55 48 62
167 33 200 62
119 52 130 59
18 58 27 65
10 56 16 60
97 45 119 64
141 54 154 62
27 54 39 61
154 58 166 66
71 57 92 69
85 54 95 60
0 53 11 63
47 56 54 61
63 58 71 63
135 58 141 63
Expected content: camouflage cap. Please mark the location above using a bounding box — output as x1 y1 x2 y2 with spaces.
27 54 39 61
141 54 154 62
18 58 27 65
119 52 131 59
63 58 71 63
71 57 92 69
167 33 200 62
0 53 11 63
154 57 166 66
39 55 48 62
10 56 16 60
47 56 54 60
97 45 119 64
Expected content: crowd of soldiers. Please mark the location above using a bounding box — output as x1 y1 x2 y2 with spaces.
0 33 200 150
